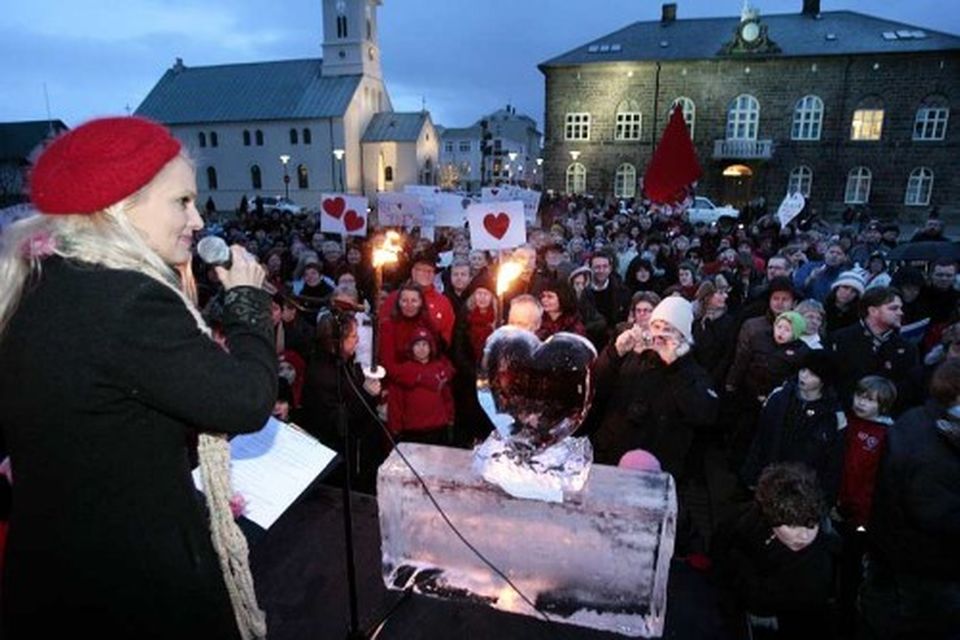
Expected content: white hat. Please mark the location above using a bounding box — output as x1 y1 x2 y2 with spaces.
831 269 866 295
649 295 694 345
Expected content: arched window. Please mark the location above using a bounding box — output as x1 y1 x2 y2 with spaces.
302 128 312 144
384 166 394 182
297 164 309 189
905 167 934 206
615 100 642 141
614 163 636 198
671 97 696 139
566 162 586 195
726 94 759 140
787 165 813 197
337 16 348 39
792 95 824 140
206 166 218 190
851 97 884 141
250 165 262 190
913 97 949 140
255 130 264 146
198 132 207 148
290 128 298 145
844 166 871 204
210 132 218 147
243 130 251 146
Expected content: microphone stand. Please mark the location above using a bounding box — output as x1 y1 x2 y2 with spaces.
334 343 363 639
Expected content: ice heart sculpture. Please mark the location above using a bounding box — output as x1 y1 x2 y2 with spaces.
478 327 597 452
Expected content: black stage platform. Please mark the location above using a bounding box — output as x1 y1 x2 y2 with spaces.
249 483 734 640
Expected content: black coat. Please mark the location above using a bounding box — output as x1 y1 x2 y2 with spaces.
827 322 919 412
0 258 277 639
591 347 719 481
741 380 846 502
868 401 960 583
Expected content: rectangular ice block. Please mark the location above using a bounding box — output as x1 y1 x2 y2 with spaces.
377 443 677 637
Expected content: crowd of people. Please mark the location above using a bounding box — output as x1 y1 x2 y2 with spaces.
195 191 959 639
1 115 957 639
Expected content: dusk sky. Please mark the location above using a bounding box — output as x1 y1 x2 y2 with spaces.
3 0 958 131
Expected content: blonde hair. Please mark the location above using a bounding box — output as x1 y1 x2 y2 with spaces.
0 193 199 337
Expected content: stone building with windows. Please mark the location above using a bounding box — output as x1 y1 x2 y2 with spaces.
437 105 543 193
539 1 960 218
136 0 437 209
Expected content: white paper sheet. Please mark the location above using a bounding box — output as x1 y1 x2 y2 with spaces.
193 417 337 529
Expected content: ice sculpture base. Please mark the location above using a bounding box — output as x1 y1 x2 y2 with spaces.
472 432 592 503
377 443 677 637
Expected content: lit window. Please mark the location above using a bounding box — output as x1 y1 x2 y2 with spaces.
792 96 824 140
565 113 591 141
851 105 884 141
905 167 933 206
844 166 871 204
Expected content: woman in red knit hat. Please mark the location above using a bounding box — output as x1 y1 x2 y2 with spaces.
0 116 275 639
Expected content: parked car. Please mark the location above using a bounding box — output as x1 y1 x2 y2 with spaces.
259 196 302 215
686 197 740 225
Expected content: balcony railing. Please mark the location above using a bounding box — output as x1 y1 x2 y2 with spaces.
713 139 774 160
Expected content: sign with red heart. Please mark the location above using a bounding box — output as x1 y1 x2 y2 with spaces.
467 200 525 250
322 196 345 219
320 193 368 236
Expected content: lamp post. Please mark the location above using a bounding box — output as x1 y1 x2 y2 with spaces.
508 151 518 185
536 157 543 188
279 154 291 199
333 148 345 192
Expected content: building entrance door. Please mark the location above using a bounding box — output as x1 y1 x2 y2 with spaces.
722 164 753 209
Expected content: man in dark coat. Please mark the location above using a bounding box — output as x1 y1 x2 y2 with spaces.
859 360 960 638
827 286 919 412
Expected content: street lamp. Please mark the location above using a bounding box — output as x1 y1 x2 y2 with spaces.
333 148 345 192
569 150 581 161
508 151 518 185
536 157 543 186
279 154 291 199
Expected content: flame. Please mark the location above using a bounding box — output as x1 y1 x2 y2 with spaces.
496 260 523 296
373 231 402 268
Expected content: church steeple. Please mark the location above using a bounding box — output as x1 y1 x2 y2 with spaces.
322 0 382 79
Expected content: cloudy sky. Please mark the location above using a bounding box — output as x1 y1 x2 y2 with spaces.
2 0 957 130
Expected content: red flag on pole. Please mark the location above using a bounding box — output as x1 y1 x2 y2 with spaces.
643 104 702 204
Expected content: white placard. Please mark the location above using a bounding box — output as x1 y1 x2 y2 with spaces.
320 193 369 236
467 200 526 250
403 184 442 197
777 192 806 227
377 192 423 227
193 417 337 529
430 193 472 227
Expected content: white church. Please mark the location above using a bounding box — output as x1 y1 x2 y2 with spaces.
136 0 439 209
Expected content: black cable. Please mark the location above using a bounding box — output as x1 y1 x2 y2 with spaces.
343 370 555 625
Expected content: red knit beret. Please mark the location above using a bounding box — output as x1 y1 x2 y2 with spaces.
30 116 181 215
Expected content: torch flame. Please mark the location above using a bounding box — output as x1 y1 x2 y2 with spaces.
373 231 402 268
496 260 523 296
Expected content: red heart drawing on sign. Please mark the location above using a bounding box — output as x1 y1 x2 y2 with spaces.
322 197 345 219
483 212 510 240
344 210 365 232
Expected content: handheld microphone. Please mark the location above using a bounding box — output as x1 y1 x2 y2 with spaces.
197 235 232 269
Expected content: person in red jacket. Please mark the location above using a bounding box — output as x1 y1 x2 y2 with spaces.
835 375 897 635
391 328 455 445
379 249 454 348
